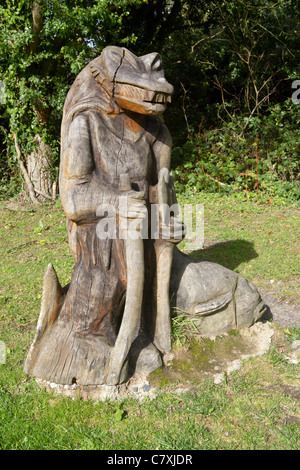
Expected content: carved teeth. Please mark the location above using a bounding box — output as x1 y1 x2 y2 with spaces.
146 92 171 104
115 84 171 104
150 93 169 103
151 93 171 103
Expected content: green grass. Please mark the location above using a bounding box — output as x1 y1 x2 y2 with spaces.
0 192 299 450
177 191 300 301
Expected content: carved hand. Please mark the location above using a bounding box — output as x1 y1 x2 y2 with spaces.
118 190 147 221
157 167 185 242
158 167 169 185
160 216 186 243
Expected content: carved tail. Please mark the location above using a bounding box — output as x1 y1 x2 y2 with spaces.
24 263 67 374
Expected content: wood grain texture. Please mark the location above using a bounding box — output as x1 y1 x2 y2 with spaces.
24 47 266 387
24 47 180 385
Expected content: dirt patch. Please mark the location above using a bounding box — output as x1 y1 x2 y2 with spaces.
36 372 160 403
266 384 300 400
260 289 300 327
150 322 274 387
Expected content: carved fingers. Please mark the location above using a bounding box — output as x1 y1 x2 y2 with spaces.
158 167 169 185
118 190 147 221
118 190 147 239
160 216 186 244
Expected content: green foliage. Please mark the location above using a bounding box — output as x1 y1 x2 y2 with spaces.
163 0 298 138
0 0 139 188
164 0 299 202
0 0 298 201
172 100 300 203
171 312 199 347
114 402 126 422
285 326 300 343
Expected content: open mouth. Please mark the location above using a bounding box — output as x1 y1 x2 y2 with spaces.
115 84 171 104
144 92 171 104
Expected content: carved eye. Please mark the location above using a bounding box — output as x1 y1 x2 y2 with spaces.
110 47 140 72
140 52 162 73
152 56 162 72
123 53 140 70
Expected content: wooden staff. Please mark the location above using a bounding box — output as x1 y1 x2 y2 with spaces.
106 173 145 385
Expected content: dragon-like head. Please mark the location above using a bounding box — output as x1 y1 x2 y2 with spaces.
90 46 174 116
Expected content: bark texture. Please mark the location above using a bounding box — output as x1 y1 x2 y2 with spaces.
27 134 54 201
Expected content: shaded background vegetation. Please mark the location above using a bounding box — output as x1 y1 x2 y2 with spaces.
0 0 299 203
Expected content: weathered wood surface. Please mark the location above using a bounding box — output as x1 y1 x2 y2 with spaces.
24 46 182 385
24 46 266 388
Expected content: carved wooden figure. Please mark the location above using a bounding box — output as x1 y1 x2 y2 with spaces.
24 47 266 388
24 46 184 386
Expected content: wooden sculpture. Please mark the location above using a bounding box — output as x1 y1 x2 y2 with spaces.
24 46 184 386
24 46 266 388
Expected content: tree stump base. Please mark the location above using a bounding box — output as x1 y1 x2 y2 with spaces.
36 372 159 402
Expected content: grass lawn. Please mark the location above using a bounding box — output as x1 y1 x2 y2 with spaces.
177 191 300 301
0 192 299 450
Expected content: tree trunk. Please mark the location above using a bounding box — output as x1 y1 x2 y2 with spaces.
27 134 55 201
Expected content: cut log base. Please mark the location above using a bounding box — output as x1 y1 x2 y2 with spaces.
23 262 164 386
24 314 163 386
35 372 160 402
25 325 163 387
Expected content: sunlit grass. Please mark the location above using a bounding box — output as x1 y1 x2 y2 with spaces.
0 193 299 450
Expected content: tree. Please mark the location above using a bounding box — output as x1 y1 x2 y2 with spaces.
0 0 139 202
161 0 299 138
0 0 298 201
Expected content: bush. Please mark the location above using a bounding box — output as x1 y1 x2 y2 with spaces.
172 100 300 203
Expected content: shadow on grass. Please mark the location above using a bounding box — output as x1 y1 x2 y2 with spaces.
187 239 259 272
185 239 273 323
